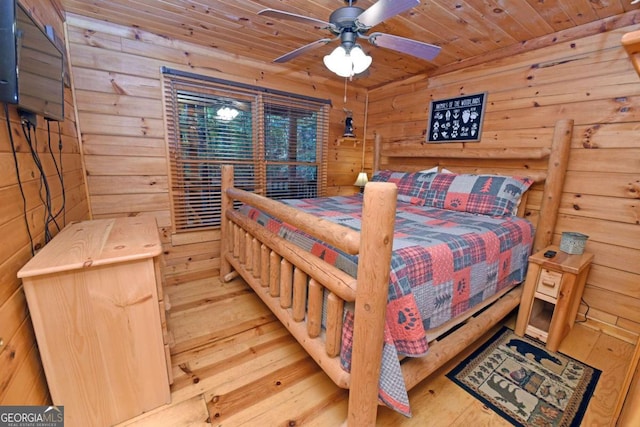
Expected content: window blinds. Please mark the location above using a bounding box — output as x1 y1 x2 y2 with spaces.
162 69 329 232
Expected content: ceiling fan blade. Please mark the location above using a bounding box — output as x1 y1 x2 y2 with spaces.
273 38 332 63
356 0 419 28
258 8 334 30
368 32 441 61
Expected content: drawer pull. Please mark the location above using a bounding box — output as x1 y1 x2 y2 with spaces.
541 280 556 288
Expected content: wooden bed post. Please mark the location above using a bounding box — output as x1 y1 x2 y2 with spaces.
220 165 234 281
373 132 382 173
348 181 397 426
533 118 574 253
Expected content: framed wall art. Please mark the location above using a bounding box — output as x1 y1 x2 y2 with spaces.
426 92 487 143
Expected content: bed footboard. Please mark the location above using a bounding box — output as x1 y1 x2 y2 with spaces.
220 165 397 425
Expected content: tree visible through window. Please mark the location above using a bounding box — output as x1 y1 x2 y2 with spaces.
162 69 329 232
264 103 319 199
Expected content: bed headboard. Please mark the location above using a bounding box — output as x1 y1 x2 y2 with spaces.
372 119 574 254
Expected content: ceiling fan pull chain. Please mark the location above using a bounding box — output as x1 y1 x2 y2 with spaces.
344 77 348 103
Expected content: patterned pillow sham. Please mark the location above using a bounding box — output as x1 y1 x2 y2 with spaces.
422 173 534 217
371 170 436 205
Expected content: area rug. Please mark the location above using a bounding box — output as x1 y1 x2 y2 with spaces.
446 326 601 426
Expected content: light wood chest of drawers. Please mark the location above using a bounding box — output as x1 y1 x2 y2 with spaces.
18 217 171 426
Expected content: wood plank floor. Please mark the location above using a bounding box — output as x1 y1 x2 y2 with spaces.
117 275 634 426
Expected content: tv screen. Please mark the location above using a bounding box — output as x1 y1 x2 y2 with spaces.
0 1 65 121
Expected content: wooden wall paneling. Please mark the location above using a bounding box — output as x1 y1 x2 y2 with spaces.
75 91 165 118
90 211 172 228
554 214 638 254
164 236 219 262
0 291 47 405
560 192 637 224
367 23 640 338
71 68 162 99
0 244 32 308
79 113 166 138
581 240 640 277
21 358 49 406
2 343 45 404
563 170 639 198
90 194 170 216
82 137 167 158
84 155 167 176
589 265 639 301
569 148 640 174
368 49 629 125
87 175 168 194
622 29 640 76
369 39 635 127
0 0 88 406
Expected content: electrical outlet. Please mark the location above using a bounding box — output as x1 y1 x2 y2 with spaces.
18 109 37 127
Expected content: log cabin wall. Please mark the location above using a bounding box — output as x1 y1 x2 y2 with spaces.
64 13 367 286
0 0 89 405
367 23 640 342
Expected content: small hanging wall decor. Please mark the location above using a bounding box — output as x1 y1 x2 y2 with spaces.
343 109 355 137
426 92 487 143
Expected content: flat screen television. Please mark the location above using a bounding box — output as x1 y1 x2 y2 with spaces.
0 0 65 121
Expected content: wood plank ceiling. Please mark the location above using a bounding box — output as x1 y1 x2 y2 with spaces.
56 0 640 88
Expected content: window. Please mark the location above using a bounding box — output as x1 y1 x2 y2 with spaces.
162 68 330 232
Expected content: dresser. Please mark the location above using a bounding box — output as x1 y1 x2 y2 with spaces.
18 217 171 426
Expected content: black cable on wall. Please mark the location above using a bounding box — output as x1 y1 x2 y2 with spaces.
4 103 35 256
3 104 67 255
47 119 66 230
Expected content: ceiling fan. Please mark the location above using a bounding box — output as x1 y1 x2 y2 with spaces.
258 0 441 77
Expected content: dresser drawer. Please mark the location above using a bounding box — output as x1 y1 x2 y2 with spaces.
536 269 562 298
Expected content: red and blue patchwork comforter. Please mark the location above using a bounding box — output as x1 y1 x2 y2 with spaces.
241 194 533 415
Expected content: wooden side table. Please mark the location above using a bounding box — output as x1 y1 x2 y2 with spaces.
515 245 593 352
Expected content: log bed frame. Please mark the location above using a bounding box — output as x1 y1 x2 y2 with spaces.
219 118 574 425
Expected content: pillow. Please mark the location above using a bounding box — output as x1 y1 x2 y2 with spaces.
371 170 435 205
422 173 533 217
419 166 439 174
419 166 453 174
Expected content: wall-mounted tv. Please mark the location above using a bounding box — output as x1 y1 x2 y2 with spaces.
0 0 65 121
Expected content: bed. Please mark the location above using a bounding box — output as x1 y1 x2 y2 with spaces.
219 119 573 425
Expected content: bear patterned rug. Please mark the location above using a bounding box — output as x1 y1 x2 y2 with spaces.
446 326 601 426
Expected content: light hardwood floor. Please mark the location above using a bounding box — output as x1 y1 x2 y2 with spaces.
117 275 634 426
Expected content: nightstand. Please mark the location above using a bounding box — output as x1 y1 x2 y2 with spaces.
515 245 594 352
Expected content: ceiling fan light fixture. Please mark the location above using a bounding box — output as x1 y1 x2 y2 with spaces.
350 45 372 74
323 46 351 77
323 45 372 77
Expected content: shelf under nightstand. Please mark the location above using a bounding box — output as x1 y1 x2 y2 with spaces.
515 245 593 352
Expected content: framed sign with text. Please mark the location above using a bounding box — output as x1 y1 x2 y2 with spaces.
426 92 487 143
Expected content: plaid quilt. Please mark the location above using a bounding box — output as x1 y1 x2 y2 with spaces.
241 194 533 416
